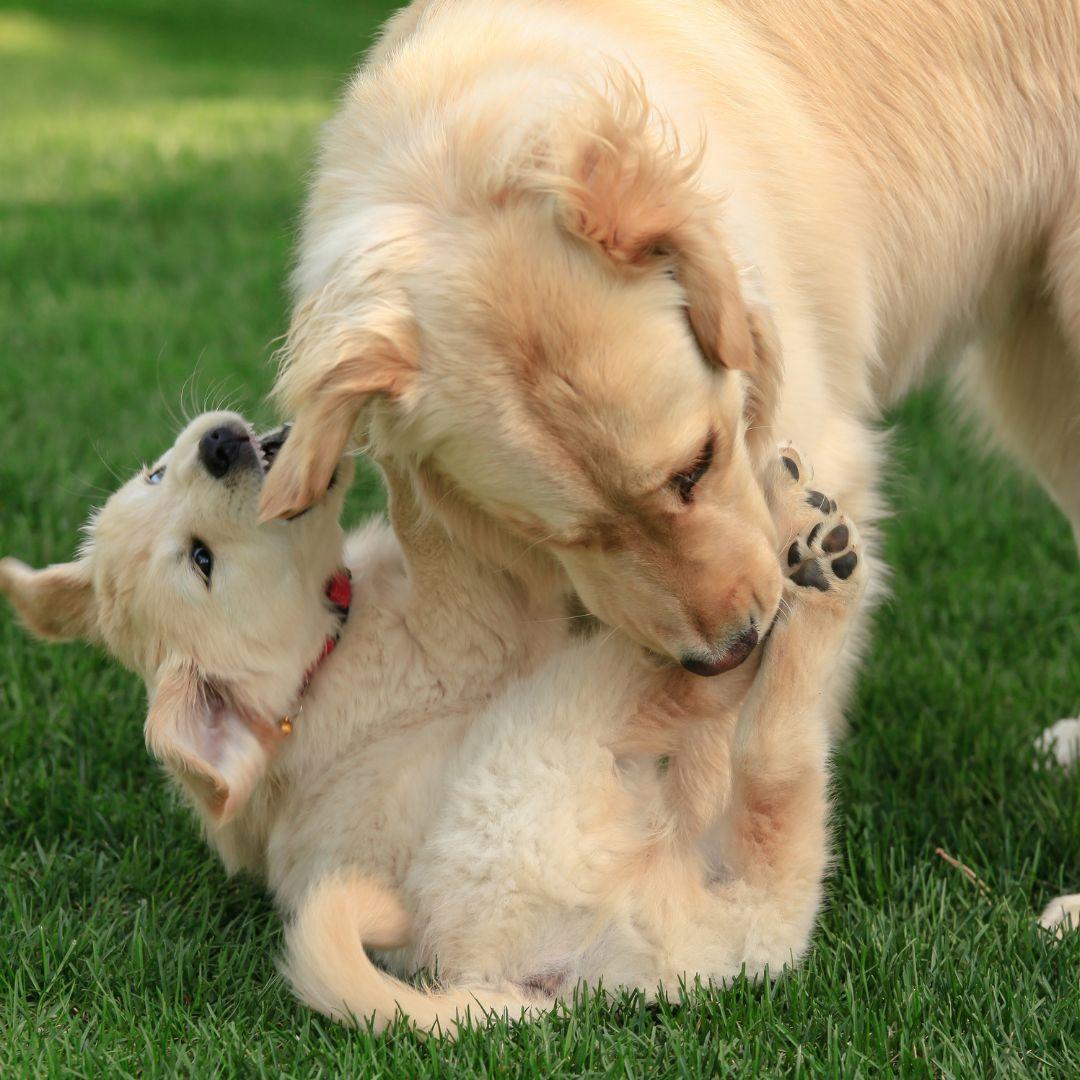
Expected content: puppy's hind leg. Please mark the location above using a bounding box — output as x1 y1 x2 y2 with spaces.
618 671 748 843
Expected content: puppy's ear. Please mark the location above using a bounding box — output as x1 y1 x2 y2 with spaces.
0 557 98 641
144 661 277 825
260 301 418 522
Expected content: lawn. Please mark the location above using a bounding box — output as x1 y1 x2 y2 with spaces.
0 1 1077 1075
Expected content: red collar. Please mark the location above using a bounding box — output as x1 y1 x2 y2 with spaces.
279 569 352 735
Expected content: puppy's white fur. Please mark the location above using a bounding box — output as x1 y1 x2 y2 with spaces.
1 414 864 1033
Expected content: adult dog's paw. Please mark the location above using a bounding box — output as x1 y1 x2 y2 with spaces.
1039 893 1080 938
1034 717 1080 769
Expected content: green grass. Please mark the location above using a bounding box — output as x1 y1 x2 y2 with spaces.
1 2 1077 1075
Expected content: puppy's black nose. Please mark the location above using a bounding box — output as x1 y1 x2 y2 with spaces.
198 425 249 479
681 624 759 677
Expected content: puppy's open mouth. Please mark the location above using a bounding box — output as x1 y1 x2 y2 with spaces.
253 422 337 518
254 424 291 475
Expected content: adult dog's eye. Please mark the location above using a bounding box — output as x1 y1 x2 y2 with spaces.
147 466 166 485
670 435 715 505
191 540 214 585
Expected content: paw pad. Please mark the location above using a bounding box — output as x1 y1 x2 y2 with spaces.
785 497 862 595
805 490 837 514
821 523 849 554
831 551 858 580
791 559 830 592
773 446 863 601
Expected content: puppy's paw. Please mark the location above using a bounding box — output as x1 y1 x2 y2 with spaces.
769 447 863 609
1039 894 1080 938
784 501 863 602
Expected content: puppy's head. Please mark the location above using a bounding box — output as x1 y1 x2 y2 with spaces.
1 412 352 824
263 72 783 674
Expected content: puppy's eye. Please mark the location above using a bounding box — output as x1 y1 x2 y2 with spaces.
190 539 214 585
146 466 166 485
670 435 715 505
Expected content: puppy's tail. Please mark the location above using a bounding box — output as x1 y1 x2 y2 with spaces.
282 874 540 1036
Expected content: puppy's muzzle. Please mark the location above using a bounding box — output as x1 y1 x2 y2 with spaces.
199 425 255 479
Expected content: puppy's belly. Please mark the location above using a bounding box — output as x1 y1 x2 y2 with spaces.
403 761 648 988
401 639 664 989
266 716 468 912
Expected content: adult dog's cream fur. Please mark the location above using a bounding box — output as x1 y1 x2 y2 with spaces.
260 0 1080 931
1 413 866 1032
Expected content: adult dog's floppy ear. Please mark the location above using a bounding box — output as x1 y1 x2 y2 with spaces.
548 74 780 453
144 661 276 825
0 556 98 641
545 73 759 372
260 300 418 522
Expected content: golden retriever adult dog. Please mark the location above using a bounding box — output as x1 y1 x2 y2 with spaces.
1 413 866 1031
259 0 1080 930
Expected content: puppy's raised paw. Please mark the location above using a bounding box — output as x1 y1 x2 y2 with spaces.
785 507 862 599
769 446 864 615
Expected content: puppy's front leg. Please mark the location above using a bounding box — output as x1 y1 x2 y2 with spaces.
618 662 757 842
700 470 867 978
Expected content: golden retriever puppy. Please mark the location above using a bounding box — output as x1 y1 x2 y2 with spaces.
259 0 1080 931
1 413 865 1031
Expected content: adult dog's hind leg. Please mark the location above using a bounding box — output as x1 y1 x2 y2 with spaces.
954 240 1080 929
955 291 1080 550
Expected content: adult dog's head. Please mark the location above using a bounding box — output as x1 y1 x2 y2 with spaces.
263 75 783 675
1 413 351 824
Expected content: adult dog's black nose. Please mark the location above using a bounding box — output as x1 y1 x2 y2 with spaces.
681 623 759 677
198 425 249 479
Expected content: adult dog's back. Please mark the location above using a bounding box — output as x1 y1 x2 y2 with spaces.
728 2 1077 336
368 0 1080 395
